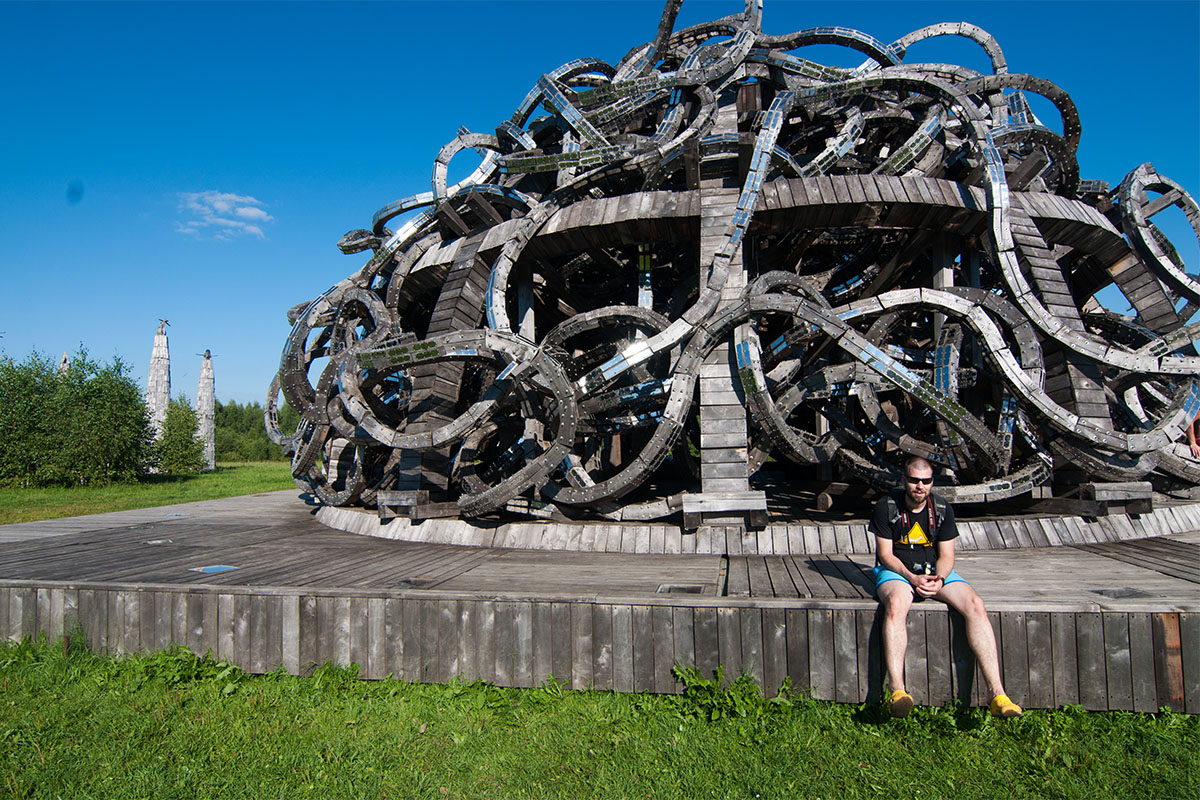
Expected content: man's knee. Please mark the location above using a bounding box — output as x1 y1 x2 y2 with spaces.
959 589 988 620
878 587 912 619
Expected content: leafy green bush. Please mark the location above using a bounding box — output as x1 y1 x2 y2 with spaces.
0 349 152 487
155 396 205 473
214 399 298 461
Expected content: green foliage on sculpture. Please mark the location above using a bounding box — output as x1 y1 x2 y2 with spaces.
156 396 205 474
0 349 153 487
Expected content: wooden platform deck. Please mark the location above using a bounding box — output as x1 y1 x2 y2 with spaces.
1 491 1197 713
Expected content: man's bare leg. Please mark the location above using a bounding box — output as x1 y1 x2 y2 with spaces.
877 581 914 700
936 581 1006 698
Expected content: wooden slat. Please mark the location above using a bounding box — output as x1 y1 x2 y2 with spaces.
571 603 593 689
716 607 739 685
632 604 653 690
786 608 809 695
1025 611 1054 709
592 604 613 691
762 608 787 698
833 608 859 703
949 609 975 705
440 599 462 683
531 602 551 687
1051 612 1078 707
739 607 764 691
694 607 719 680
401 598 422 681
808 609 835 701
1152 612 1185 712
1128 611 1156 712
1075 613 1106 710
1102 613 1133 711
1182 613 1200 714
513 601 533 688
299 595 318 676
925 610 952 707
550 603 570 686
654 606 676 693
904 608 928 705
1000 612 1029 708
494 601 513 688
612 604 634 692
672 606 695 695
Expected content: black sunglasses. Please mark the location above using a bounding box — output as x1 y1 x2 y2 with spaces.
905 475 933 485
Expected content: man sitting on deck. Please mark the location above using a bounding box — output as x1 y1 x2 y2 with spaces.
870 455 1022 718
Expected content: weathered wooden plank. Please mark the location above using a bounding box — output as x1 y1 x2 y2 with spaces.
550 602 570 686
672 606 695 695
1000 612 1029 709
469 600 493 684
949 608 975 706
531 602 551 687
833 608 859 703
716 607 740 686
299 595 318 676
513 601 533 688
201 594 218 658
251 594 270 673
493 601 514 687
1102 613 1133 711
632 604 654 691
1075 613 1106 710
592 604 613 691
0 588 9 642
739 607 765 691
762 608 786 698
417 599 438 680
1152 612 1185 712
746 557 773 597
1181 613 1200 714
216 593 235 662
122 590 140 655
612 604 634 692
726 556 751 597
186 593 205 657
654 605 677 693
572 602 594 690
332 597 352 668
1025 611 1054 709
857 608 883 705
1049 612 1078 707
785 608 809 695
1126 612 1156 713
694 606 719 681
400 598 421 681
925 609 952 707
283 595 301 675
440 600 462 683
808 608 835 701
111 592 125 655
904 608 928 705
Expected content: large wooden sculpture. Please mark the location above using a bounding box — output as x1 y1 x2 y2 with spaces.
269 0 1200 524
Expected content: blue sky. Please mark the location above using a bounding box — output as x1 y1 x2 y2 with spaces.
1 0 1196 404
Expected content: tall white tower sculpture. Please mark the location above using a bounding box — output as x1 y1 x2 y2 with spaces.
197 350 215 471
146 320 171 439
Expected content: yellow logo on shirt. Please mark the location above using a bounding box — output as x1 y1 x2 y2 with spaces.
902 520 930 546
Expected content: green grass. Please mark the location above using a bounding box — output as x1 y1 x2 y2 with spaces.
0 462 295 524
1 638 1196 800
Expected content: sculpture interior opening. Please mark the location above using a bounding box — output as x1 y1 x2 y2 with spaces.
267 0 1200 523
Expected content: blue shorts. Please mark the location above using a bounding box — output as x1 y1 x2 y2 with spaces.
873 565 967 597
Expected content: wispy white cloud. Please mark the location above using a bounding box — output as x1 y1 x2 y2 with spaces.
176 191 274 239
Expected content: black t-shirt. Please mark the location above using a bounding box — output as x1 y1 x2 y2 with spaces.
869 488 958 574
